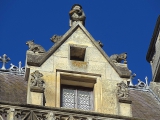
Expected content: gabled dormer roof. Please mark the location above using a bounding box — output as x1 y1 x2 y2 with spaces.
27 22 130 78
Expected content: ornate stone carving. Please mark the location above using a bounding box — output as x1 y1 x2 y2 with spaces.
0 108 7 120
96 40 103 48
50 35 62 43
110 53 127 64
9 61 25 75
15 110 47 120
117 81 129 99
68 115 75 120
0 54 25 75
30 70 45 92
26 40 46 53
69 4 86 26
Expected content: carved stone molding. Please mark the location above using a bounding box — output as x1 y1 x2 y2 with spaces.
117 81 129 99
30 70 45 93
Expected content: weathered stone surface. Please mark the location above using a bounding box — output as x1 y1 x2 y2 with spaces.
150 82 160 99
119 103 132 117
86 47 106 62
54 44 69 58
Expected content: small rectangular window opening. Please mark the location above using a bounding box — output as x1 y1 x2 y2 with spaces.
70 46 86 61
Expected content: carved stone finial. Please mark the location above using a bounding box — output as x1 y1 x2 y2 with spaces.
9 62 25 75
69 4 86 27
26 40 46 53
129 70 136 87
136 79 148 89
67 116 74 120
145 76 149 87
117 81 129 99
50 35 62 43
0 54 10 70
30 70 45 89
110 53 127 64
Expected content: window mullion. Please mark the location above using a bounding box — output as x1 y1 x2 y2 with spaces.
75 89 78 109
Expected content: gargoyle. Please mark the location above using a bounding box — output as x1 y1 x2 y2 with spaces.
69 4 86 26
117 81 129 99
50 35 62 43
110 53 127 63
26 40 46 53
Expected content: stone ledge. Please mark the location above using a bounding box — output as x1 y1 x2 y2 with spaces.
0 101 143 120
119 98 132 104
30 86 44 93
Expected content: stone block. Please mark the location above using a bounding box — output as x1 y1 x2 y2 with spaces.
54 56 69 70
119 102 132 117
65 27 94 47
87 61 106 75
86 47 106 62
150 82 160 99
30 92 43 105
54 44 69 58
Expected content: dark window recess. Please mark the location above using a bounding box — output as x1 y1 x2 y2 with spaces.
70 46 86 61
61 85 93 110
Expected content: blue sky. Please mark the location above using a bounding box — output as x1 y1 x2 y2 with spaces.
0 1 160 84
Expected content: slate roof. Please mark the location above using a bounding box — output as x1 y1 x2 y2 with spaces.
0 73 160 119
0 73 27 104
129 89 160 120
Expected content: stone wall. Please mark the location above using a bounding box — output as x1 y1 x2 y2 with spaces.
151 32 160 77
150 82 160 99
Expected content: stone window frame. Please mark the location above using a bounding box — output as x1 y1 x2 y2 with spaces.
56 69 102 112
69 44 88 62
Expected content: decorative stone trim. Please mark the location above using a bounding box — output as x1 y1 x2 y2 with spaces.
30 70 45 92
117 81 129 99
0 102 143 120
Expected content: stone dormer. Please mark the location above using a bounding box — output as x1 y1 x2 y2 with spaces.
25 5 131 117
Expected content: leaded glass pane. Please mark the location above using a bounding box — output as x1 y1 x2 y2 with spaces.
62 88 75 109
77 90 91 110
